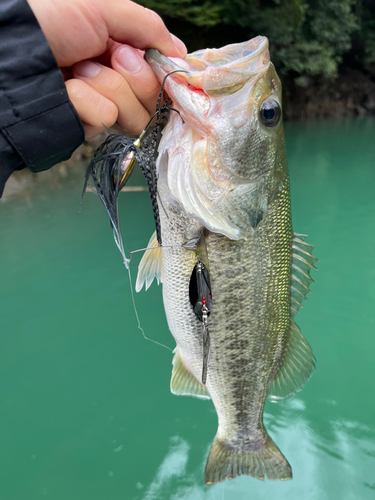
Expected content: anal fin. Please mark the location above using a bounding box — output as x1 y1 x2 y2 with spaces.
171 350 210 400
268 320 316 401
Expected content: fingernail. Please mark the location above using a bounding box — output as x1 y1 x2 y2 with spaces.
117 46 143 73
74 61 101 78
171 34 187 57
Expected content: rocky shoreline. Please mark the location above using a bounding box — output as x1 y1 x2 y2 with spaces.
283 69 375 120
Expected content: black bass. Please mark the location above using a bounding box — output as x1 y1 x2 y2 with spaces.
136 36 317 485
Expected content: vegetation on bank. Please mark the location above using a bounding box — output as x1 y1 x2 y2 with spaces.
138 0 375 118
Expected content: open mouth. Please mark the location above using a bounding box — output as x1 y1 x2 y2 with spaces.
145 36 270 97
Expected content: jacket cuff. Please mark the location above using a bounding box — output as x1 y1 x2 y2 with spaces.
0 0 84 178
2 100 84 173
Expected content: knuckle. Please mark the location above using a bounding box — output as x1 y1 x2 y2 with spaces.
145 8 162 24
65 79 85 99
144 8 167 37
107 72 127 95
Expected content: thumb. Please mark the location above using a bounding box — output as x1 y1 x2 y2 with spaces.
93 0 187 58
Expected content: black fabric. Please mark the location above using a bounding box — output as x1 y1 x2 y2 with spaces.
0 0 84 197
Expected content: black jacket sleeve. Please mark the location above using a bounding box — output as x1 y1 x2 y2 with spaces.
0 0 85 197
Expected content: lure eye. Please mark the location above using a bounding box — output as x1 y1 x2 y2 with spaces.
259 98 281 128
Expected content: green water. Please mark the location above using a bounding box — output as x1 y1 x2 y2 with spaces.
1 118 375 500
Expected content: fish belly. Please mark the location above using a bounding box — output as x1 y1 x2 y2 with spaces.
159 200 207 380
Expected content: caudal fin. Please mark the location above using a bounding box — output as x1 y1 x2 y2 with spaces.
205 433 292 485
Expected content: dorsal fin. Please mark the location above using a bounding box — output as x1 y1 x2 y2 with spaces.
135 231 163 292
291 233 317 317
171 350 210 400
268 321 316 401
267 233 317 401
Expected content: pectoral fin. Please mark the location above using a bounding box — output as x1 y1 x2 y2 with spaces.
267 321 315 401
171 350 210 399
135 231 162 292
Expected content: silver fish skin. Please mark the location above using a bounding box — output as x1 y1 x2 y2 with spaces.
137 37 316 485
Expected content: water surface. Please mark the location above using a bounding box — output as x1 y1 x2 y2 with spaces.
1 118 375 499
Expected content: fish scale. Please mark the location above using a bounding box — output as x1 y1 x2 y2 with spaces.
154 165 295 482
205 176 292 443
137 36 316 485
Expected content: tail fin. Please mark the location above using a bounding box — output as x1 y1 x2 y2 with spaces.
205 433 292 485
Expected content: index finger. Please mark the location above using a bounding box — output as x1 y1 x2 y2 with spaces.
93 0 187 58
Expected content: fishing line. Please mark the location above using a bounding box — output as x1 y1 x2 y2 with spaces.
125 237 200 352
81 68 190 354
126 263 173 352
128 241 196 258
125 238 198 351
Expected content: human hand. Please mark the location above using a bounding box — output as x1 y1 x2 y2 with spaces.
27 0 187 138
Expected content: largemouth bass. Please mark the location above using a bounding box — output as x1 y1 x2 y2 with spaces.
136 36 317 485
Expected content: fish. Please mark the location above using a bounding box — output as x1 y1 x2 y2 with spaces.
136 36 317 485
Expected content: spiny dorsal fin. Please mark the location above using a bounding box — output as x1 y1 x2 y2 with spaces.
268 321 315 401
291 232 317 317
135 231 162 292
171 350 210 400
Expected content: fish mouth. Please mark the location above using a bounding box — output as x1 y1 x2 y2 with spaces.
145 36 270 98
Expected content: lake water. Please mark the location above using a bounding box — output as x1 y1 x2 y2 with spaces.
1 117 375 500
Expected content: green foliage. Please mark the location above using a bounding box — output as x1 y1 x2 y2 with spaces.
137 0 375 82
360 3 375 66
140 0 222 27
277 41 338 79
363 25 375 65
309 0 358 55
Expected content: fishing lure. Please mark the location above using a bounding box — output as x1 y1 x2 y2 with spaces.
189 251 212 385
81 70 187 266
82 67 214 382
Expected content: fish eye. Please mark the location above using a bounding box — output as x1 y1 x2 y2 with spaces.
259 98 281 128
